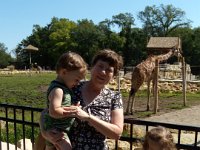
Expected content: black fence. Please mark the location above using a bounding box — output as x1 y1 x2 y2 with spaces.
0 103 200 150
0 103 42 150
120 118 200 150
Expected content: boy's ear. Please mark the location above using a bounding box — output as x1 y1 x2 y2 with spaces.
62 69 68 75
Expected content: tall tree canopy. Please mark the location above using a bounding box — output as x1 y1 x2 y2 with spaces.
0 43 13 68
138 4 191 37
13 7 199 74
111 13 137 65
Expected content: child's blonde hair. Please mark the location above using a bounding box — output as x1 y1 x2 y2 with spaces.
143 126 176 150
55 51 87 74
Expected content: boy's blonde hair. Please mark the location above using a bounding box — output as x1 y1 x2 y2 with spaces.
56 51 87 74
143 126 177 150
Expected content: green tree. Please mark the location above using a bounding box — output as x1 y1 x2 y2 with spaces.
98 19 125 53
111 13 136 65
191 27 200 74
16 17 77 69
0 43 13 68
169 27 193 63
70 19 102 64
169 27 200 75
138 4 191 37
130 28 147 65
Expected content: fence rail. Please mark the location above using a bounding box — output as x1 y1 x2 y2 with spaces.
0 104 200 150
121 118 200 150
0 103 42 150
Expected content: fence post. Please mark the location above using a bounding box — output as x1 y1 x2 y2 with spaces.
182 57 187 106
154 59 159 114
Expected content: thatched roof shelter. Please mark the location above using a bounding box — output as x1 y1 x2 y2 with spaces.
24 44 39 51
23 44 39 65
147 37 181 55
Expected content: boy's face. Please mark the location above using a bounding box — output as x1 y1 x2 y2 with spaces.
62 69 85 88
148 139 163 150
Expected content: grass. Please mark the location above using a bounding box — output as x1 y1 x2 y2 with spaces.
0 73 199 111
121 86 200 118
0 73 199 144
0 72 56 108
167 103 188 110
121 89 200 100
134 111 154 118
0 73 55 144
0 123 40 144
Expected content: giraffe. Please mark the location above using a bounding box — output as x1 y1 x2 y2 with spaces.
125 48 180 114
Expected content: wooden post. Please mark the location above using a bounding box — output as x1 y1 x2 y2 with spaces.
182 57 187 106
117 71 121 92
154 59 159 114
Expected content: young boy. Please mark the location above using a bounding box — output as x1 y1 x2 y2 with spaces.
43 52 87 150
143 126 177 150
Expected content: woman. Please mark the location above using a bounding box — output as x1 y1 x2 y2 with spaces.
40 49 124 149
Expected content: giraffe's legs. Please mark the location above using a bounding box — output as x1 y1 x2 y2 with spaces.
130 93 136 115
125 88 135 115
125 94 131 115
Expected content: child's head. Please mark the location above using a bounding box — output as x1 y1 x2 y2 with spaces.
143 126 176 150
56 51 87 88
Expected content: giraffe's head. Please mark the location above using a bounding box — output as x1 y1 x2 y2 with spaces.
172 47 182 58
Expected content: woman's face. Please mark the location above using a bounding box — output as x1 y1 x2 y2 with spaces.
90 60 114 87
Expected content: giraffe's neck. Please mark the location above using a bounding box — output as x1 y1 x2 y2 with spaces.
156 50 173 62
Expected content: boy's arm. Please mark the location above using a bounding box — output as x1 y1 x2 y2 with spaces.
48 88 65 118
48 88 79 118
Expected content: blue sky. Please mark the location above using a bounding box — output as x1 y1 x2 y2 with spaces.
0 0 199 53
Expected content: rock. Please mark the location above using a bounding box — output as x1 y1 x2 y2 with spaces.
0 141 21 150
17 139 33 150
0 120 6 129
106 139 139 150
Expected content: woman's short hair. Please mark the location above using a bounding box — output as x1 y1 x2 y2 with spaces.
91 49 123 76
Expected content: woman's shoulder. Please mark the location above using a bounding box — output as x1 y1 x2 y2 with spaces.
103 88 123 109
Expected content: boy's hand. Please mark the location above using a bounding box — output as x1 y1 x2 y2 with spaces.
62 106 79 117
72 101 82 108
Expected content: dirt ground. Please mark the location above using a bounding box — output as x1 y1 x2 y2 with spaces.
123 95 200 119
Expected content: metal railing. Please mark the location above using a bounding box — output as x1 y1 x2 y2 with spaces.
0 103 200 150
0 103 42 150
118 118 200 150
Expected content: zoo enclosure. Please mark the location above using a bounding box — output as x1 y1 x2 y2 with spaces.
0 104 200 150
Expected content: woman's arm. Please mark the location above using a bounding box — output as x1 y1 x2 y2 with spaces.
88 109 124 140
74 107 124 140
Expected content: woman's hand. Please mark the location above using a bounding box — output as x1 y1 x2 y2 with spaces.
62 106 90 121
75 107 90 121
